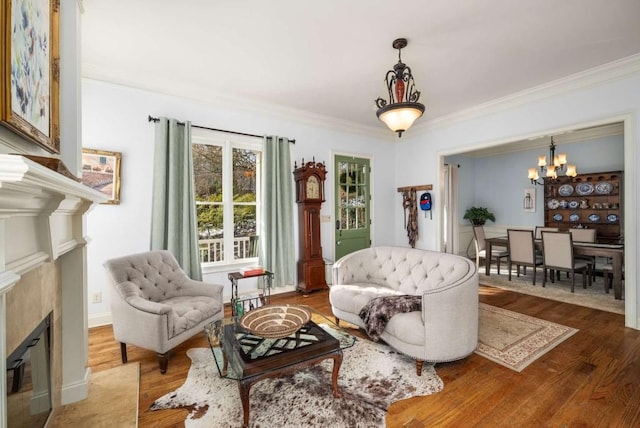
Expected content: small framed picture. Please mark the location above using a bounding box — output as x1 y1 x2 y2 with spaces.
523 187 535 212
81 149 122 204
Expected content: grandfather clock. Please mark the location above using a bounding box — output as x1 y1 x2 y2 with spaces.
293 159 327 292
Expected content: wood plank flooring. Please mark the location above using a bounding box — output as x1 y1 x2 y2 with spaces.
88 286 640 427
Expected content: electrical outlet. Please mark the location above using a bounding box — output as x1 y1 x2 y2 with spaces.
91 291 102 304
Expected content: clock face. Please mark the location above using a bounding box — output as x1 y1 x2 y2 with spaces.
306 175 320 199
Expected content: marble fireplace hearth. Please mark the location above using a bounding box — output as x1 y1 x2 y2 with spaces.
0 155 105 428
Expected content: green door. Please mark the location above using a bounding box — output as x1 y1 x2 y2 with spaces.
335 155 371 260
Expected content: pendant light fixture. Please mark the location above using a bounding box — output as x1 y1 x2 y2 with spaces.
375 38 425 137
527 136 578 185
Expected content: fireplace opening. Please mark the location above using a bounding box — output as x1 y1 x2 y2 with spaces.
6 312 52 428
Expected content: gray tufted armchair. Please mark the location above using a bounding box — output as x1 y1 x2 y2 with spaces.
104 250 224 373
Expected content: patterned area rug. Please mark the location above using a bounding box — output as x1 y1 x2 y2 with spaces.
476 303 578 372
151 339 443 427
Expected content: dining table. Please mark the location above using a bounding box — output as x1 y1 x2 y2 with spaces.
484 236 625 300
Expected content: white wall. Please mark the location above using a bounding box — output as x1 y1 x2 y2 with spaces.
82 79 395 325
395 61 640 328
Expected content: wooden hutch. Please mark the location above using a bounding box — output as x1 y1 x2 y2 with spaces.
544 171 623 244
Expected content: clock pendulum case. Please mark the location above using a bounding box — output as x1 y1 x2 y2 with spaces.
292 159 328 292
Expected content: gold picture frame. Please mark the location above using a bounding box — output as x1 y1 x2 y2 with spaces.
0 0 60 153
81 149 122 205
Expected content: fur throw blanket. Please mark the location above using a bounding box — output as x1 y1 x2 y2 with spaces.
358 295 422 341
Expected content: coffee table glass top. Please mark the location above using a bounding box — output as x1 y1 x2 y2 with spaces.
204 304 356 381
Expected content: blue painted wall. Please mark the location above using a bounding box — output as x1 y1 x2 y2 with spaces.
448 135 624 227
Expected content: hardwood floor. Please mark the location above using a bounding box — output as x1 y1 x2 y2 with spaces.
88 286 640 427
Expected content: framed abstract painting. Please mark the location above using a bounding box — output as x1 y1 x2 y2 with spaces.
0 0 60 153
81 149 122 205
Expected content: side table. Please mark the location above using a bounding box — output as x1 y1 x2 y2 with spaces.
228 270 273 316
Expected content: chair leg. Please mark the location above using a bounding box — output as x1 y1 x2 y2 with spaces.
571 270 576 293
334 317 340 326
508 260 512 281
533 266 537 285
120 343 128 364
157 352 169 374
415 359 424 376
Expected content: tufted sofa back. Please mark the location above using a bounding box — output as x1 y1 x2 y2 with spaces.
332 246 476 294
104 250 192 302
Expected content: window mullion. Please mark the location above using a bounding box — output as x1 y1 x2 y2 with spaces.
223 141 234 263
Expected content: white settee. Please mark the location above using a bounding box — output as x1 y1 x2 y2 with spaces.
329 246 478 375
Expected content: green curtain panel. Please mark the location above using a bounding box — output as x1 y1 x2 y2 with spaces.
260 136 295 287
151 117 202 281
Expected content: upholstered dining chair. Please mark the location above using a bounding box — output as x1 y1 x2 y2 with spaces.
534 226 559 240
473 225 508 274
569 228 598 281
541 231 592 292
104 250 224 373
507 229 543 285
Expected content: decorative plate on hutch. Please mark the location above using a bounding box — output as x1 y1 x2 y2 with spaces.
558 184 574 196
607 214 619 222
595 182 613 194
568 200 580 209
569 213 580 222
547 199 560 209
553 213 563 221
575 182 595 196
588 214 600 222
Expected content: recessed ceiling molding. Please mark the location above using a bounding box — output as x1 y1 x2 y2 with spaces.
413 53 640 132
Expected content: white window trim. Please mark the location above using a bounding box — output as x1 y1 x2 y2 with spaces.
192 129 262 269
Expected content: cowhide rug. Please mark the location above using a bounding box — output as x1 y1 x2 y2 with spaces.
151 339 443 427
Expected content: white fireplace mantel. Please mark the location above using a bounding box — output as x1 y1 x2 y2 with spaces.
0 154 106 427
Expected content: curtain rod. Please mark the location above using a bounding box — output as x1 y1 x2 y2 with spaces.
148 116 295 144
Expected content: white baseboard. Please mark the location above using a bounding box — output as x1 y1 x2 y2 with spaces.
88 312 112 328
61 367 90 405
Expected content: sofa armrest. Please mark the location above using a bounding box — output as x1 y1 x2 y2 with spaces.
421 273 479 361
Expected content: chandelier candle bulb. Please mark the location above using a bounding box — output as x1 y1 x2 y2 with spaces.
528 136 576 185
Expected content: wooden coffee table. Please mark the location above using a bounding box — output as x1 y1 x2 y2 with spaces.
204 305 356 428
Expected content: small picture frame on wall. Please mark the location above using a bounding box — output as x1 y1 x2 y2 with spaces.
81 149 122 204
0 0 60 153
523 187 536 212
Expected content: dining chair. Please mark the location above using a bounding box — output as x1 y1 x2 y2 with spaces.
534 226 559 240
568 228 598 281
541 231 592 292
473 225 508 274
507 229 543 284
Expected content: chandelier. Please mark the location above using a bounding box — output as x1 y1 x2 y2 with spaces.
527 136 577 185
375 38 425 137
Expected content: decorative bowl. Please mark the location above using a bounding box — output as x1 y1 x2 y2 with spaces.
239 304 311 339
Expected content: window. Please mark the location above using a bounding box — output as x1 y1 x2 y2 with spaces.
192 129 262 266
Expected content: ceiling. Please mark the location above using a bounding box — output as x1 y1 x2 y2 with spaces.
81 0 640 134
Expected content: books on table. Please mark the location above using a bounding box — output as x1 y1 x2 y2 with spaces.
242 266 265 277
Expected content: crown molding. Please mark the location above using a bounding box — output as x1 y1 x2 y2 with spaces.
81 67 391 141
413 53 640 132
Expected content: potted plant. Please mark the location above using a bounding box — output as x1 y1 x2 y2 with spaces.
463 206 496 226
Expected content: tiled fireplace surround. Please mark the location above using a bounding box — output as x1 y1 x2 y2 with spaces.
0 154 104 427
